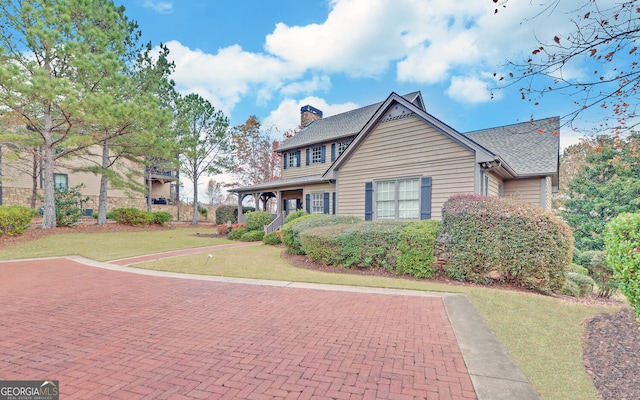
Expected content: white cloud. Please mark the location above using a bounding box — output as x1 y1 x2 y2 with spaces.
263 97 359 134
141 0 173 14
447 76 499 104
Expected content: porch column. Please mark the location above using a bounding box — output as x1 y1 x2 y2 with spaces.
237 193 244 223
276 190 282 214
253 193 260 211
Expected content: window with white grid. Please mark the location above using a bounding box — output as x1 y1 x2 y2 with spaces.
311 193 324 214
288 152 298 168
376 178 420 220
311 146 322 164
337 140 350 156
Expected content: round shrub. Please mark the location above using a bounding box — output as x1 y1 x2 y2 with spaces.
285 210 308 224
587 250 618 297
112 208 152 226
396 220 442 278
441 194 573 293
300 224 351 265
562 280 581 297
282 214 361 255
263 231 281 245
245 211 273 231
0 206 37 236
241 230 264 242
152 211 173 225
227 226 247 240
569 263 589 275
567 272 594 297
605 213 640 318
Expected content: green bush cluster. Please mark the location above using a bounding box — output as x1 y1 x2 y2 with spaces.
441 194 573 294
263 231 281 245
563 272 594 297
53 184 88 227
245 211 273 231
281 215 361 255
396 220 442 278
112 208 173 226
285 210 308 224
340 221 405 270
241 230 264 242
605 213 640 318
569 263 589 275
300 224 348 265
0 206 37 236
227 225 247 240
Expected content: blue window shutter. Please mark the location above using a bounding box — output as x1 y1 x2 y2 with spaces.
283 153 288 170
305 194 311 213
365 182 373 221
306 148 310 165
296 150 301 167
321 146 326 163
331 144 336 162
323 192 330 214
420 177 432 220
332 192 336 214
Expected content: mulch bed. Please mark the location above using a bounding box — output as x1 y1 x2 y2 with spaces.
3 223 639 399
583 308 640 400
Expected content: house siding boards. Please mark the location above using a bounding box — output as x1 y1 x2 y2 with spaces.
336 116 475 220
303 183 336 214
281 152 328 179
503 178 542 205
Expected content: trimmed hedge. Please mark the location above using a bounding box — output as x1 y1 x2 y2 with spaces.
263 231 281 245
569 263 589 275
339 221 405 270
396 220 442 278
0 206 37 236
245 211 273 231
282 215 361 255
152 211 173 225
605 213 640 318
241 230 264 242
441 194 573 293
285 210 308 224
112 208 152 226
300 224 351 265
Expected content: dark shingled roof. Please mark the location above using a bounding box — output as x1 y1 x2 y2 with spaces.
229 175 324 193
277 92 422 152
464 117 560 176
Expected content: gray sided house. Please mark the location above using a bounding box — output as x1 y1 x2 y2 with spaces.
230 91 559 231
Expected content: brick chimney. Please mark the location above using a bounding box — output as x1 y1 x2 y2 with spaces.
300 105 322 128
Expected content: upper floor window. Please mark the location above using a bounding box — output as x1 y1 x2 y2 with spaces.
311 146 322 164
288 151 298 168
337 140 350 156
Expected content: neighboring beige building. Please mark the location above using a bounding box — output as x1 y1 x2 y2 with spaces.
230 91 560 228
0 144 178 214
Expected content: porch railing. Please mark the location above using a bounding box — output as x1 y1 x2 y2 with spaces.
264 212 286 234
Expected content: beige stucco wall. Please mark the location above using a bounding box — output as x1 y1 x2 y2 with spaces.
336 115 476 220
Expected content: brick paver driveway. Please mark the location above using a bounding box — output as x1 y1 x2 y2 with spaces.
0 258 476 399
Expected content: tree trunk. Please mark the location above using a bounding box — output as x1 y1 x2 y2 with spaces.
41 112 56 229
97 142 109 225
30 150 38 209
147 169 153 212
192 171 198 225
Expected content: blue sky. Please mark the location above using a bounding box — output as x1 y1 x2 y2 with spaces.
115 0 610 150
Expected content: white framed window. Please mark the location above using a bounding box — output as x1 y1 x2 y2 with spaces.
311 193 324 214
288 151 298 168
311 146 322 164
375 178 420 220
337 140 350 156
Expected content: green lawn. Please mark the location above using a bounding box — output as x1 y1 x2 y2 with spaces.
2 228 619 400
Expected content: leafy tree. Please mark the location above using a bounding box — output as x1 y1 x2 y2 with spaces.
563 132 640 251
0 0 142 228
495 0 640 133
175 93 232 224
229 116 281 187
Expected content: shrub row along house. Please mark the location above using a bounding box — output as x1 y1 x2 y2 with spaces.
230 91 560 230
